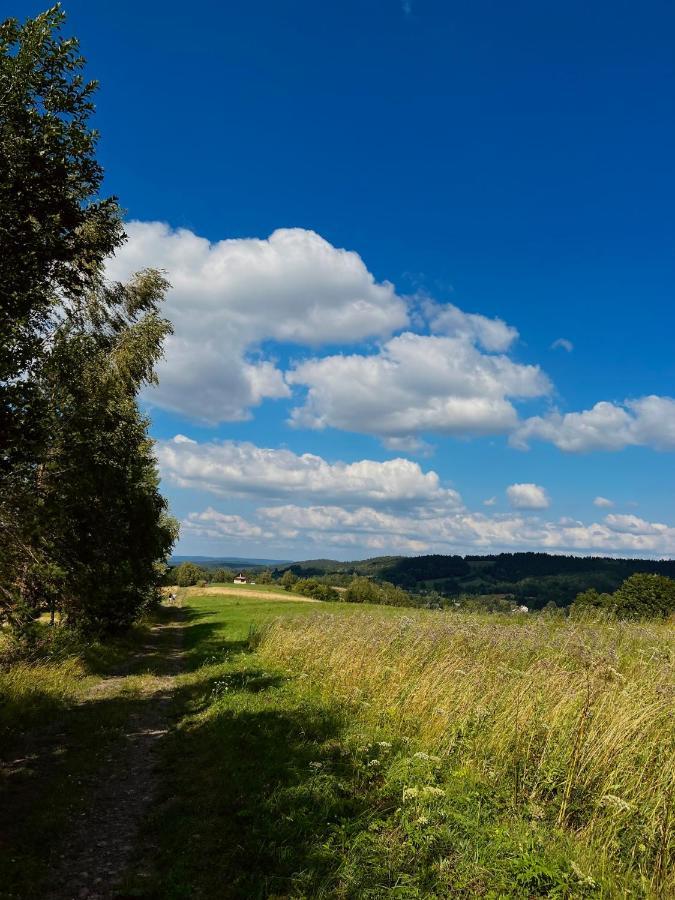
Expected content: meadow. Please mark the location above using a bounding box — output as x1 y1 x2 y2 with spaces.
1 592 673 898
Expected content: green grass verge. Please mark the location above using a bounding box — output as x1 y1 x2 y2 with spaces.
134 595 648 898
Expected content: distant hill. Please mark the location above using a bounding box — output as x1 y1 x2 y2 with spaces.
279 552 675 608
170 555 293 569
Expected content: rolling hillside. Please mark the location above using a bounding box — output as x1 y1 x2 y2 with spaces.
278 552 675 608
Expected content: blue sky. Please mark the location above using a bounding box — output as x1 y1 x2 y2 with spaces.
20 0 675 559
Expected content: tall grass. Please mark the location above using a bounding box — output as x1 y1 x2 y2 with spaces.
257 611 674 895
0 657 87 737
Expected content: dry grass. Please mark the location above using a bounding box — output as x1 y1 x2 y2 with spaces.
182 584 319 602
257 610 675 894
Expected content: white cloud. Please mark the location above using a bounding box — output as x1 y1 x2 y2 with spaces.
593 496 614 508
424 301 519 352
506 483 550 509
218 501 675 556
288 332 550 441
157 435 462 510
107 223 409 422
604 513 667 536
483 496 497 506
512 396 675 452
183 507 269 540
551 338 574 352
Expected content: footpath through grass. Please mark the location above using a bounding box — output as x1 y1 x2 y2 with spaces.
2 593 672 898
133 593 674 898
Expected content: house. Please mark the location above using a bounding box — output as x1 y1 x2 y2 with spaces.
233 572 248 584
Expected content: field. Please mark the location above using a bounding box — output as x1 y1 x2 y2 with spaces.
1 590 673 898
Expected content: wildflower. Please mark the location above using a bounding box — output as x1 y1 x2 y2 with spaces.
420 785 445 798
309 761 323 770
413 751 441 763
416 815 429 825
403 787 420 801
377 741 392 748
368 758 381 767
600 794 632 813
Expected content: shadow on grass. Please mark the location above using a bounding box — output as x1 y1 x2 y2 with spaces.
0 602 368 899
141 686 365 899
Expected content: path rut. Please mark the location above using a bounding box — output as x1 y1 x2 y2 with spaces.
44 609 186 900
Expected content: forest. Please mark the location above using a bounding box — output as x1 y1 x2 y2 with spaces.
278 551 675 607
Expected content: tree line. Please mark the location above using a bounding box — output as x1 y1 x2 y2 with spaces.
0 7 176 640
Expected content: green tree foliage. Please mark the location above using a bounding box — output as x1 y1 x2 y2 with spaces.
288 552 675 608
571 574 675 620
255 570 273 584
294 578 339 602
344 577 416 607
612 574 675 619
172 563 207 588
209 567 235 584
280 570 298 591
0 7 176 634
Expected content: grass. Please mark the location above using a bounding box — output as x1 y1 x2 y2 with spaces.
202 581 293 593
0 606 183 898
2 594 672 898
136 595 674 898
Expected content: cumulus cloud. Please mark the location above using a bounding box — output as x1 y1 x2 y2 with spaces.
506 483 550 509
188 501 675 556
288 332 550 441
604 513 667 536
511 396 675 452
424 301 519 352
183 507 270 540
106 223 409 422
483 496 498 506
157 435 462 509
593 496 614 508
551 338 574 352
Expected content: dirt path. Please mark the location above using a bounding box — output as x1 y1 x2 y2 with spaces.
43 609 186 900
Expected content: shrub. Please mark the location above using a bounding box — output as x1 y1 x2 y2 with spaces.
612 573 675 619
173 562 206 587
294 579 340 602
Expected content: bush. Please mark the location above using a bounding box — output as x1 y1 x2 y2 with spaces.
344 577 417 607
572 574 675 620
173 562 207 587
613 573 675 619
294 579 340 602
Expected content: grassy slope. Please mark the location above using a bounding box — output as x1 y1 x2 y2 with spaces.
136 595 674 898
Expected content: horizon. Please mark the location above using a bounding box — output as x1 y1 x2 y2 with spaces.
15 0 675 560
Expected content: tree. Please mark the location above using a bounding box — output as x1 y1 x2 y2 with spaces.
280 570 298 591
0 7 176 634
294 578 339 601
612 574 675 619
173 563 205 588
344 577 382 604
1 5 122 450
210 567 235 584
256 570 273 584
571 575 675 620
